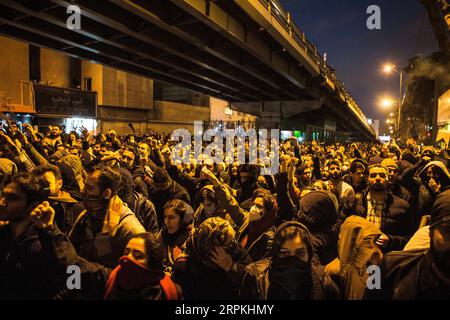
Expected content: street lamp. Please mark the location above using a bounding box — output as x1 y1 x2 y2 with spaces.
381 62 404 135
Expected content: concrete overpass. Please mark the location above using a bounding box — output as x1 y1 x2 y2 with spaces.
0 0 377 141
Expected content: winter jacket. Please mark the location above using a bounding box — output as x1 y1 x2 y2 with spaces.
69 204 145 268
344 190 413 252
368 249 450 300
0 223 78 299
131 167 149 199
239 258 339 300
49 191 85 234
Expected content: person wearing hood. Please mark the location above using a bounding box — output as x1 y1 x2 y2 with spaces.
116 167 159 234
381 158 413 204
120 145 149 198
325 216 383 300
68 166 145 268
372 189 450 299
235 164 261 205
193 184 221 227
149 167 191 228
401 146 436 197
59 154 85 192
159 199 194 270
33 164 84 234
202 168 278 261
417 161 450 216
297 190 340 265
239 221 339 300
54 161 83 201
172 217 252 300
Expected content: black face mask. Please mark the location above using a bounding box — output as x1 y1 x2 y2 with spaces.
82 193 109 215
269 256 312 299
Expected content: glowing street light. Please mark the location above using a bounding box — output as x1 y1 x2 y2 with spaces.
381 62 404 137
382 63 397 75
380 98 395 109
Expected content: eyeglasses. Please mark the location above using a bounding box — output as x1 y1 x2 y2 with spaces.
369 172 387 179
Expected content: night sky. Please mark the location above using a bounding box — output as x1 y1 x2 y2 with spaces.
278 0 439 120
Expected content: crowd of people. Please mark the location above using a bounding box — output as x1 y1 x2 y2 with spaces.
0 120 450 300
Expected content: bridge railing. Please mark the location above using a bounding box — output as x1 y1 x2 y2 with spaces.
257 0 374 135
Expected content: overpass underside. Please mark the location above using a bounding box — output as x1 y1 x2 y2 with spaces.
0 0 376 141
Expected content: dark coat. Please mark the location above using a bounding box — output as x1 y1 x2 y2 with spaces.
131 190 159 233
368 249 450 300
49 191 85 234
131 166 149 199
344 190 413 252
239 258 339 300
0 223 76 299
172 245 252 300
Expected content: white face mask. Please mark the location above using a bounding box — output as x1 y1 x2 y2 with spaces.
249 205 263 222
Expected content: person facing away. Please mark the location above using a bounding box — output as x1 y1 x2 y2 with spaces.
325 215 383 300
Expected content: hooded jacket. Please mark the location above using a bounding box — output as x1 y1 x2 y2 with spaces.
297 191 339 265
239 221 339 300
371 190 450 300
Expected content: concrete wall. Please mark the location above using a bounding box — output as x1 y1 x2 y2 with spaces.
0 36 29 105
151 100 210 134
101 121 148 136
210 97 257 122
81 60 103 104
102 66 153 110
40 48 71 88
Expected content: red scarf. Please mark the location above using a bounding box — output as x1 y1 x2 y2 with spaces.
104 256 178 300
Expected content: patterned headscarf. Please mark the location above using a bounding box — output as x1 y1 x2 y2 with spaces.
185 217 235 265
